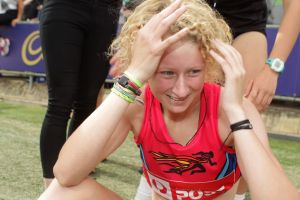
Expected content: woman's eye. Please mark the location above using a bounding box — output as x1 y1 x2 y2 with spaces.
188 69 201 76
160 71 175 76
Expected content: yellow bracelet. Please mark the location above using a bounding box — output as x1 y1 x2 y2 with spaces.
115 82 135 95
113 83 136 100
111 88 135 103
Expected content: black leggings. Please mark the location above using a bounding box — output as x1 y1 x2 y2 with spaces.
39 0 120 178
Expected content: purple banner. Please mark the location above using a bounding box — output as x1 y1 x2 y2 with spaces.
266 27 300 97
0 23 44 74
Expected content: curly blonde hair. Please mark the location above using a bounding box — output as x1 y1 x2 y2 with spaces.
109 0 232 83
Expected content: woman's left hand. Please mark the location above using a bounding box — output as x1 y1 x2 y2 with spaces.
209 40 246 113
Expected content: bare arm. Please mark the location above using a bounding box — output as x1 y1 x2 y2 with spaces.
227 106 300 200
53 93 132 186
228 104 299 200
269 0 300 61
210 40 300 200
241 99 282 169
245 0 300 111
11 0 24 26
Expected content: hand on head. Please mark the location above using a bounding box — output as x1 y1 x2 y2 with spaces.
210 39 246 112
126 0 189 83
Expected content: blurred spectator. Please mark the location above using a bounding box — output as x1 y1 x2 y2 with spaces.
0 0 23 56
22 0 43 21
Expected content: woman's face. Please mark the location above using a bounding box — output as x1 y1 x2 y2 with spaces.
148 40 205 115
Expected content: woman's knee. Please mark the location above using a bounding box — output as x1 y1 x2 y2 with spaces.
38 177 122 200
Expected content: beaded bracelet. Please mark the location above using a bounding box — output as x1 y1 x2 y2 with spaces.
111 83 136 103
114 82 136 100
114 82 136 97
111 87 134 103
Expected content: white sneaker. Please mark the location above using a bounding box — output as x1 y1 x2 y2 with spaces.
0 38 10 56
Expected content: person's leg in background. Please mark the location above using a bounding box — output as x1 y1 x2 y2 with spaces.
232 31 268 200
39 0 120 188
67 1 120 135
0 10 18 25
39 0 88 188
232 31 268 91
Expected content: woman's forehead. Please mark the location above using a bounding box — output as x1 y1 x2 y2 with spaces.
159 40 204 67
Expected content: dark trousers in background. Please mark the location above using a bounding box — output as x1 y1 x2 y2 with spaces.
0 10 17 25
39 0 120 178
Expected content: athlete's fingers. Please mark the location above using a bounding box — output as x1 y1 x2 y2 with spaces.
266 96 273 109
209 49 231 75
214 39 243 72
244 80 254 97
255 91 265 111
155 5 186 37
160 27 189 50
247 88 258 104
146 0 182 30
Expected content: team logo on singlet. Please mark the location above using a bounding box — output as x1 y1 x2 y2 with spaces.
150 151 217 175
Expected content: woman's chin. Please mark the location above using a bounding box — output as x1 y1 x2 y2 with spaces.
162 100 190 114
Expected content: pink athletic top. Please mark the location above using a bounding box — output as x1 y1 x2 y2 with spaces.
135 83 241 200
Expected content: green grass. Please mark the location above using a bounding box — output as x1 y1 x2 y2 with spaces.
0 100 299 200
269 138 300 189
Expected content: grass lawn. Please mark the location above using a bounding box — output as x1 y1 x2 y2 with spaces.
0 100 299 200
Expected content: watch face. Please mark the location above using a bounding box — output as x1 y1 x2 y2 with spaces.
274 60 282 69
270 58 284 72
118 76 129 87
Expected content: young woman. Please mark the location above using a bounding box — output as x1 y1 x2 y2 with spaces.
38 0 300 199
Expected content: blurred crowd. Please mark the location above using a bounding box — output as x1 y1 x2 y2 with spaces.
0 0 42 56
0 0 282 57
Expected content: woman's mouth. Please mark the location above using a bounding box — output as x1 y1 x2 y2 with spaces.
166 94 188 102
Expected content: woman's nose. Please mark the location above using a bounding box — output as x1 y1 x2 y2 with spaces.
171 76 190 98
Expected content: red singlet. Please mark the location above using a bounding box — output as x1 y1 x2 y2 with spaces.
135 83 241 200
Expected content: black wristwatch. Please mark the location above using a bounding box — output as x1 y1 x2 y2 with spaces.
117 75 130 88
117 75 141 96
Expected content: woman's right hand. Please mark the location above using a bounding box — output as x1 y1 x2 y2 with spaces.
126 0 189 83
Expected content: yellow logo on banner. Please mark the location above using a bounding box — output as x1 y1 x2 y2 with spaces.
22 31 43 66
